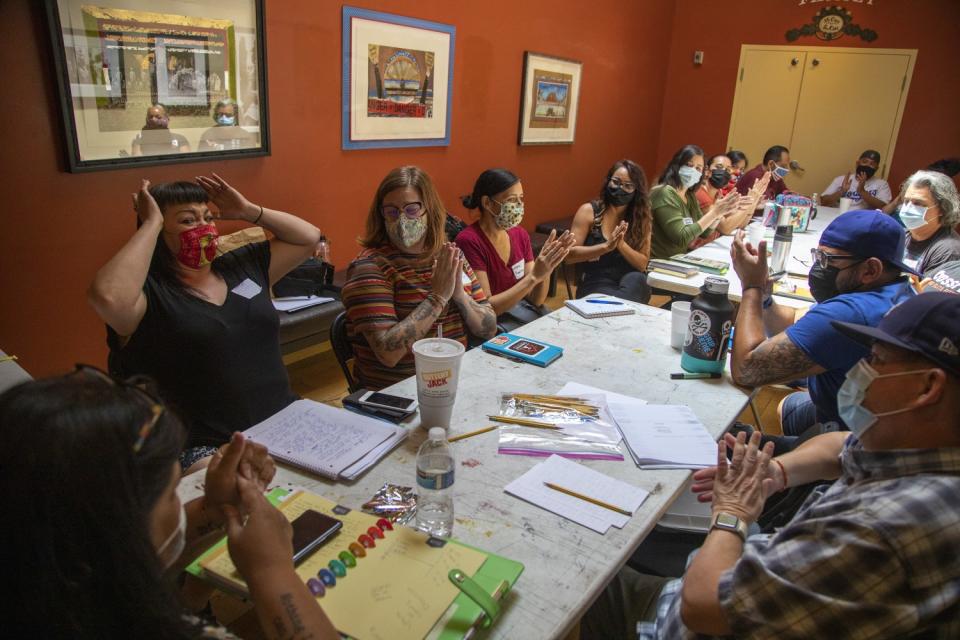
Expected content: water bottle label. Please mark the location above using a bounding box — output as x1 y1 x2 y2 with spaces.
417 467 454 490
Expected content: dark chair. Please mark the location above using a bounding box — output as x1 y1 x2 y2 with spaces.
329 311 359 393
535 218 576 299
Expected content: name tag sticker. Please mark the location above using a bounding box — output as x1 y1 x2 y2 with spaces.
231 278 262 299
682 217 694 226
511 260 525 280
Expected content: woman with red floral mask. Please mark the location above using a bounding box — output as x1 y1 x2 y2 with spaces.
89 175 322 468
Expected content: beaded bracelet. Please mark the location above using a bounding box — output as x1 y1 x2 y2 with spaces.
773 458 788 491
252 205 264 225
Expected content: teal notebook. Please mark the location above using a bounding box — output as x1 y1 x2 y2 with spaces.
186 488 523 640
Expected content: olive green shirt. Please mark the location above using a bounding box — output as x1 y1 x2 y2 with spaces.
650 184 713 259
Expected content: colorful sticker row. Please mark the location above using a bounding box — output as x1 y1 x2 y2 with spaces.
306 517 393 597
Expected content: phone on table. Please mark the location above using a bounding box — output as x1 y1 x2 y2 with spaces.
357 390 418 414
291 509 342 564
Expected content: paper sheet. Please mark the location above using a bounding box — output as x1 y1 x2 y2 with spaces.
556 382 648 407
202 491 486 640
272 295 335 312
504 455 649 534
608 403 716 469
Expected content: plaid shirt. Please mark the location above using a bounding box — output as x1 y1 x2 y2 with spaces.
656 438 960 639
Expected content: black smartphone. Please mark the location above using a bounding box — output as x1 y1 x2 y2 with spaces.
291 509 342 564
358 390 418 413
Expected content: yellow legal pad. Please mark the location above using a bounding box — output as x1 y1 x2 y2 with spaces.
199 490 486 640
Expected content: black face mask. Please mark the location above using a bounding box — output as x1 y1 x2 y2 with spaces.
856 164 877 179
807 260 863 302
605 185 633 206
708 168 731 188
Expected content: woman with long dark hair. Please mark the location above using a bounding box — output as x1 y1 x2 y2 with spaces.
88 175 321 468
0 370 336 639
650 144 743 259
565 159 653 303
342 166 497 390
455 168 575 330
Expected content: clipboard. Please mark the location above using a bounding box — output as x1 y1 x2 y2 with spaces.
186 488 523 640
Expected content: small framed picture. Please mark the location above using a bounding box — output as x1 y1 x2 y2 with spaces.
342 6 455 150
44 0 270 172
518 51 583 145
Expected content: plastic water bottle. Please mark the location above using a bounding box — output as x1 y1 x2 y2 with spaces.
810 193 819 220
681 277 734 374
416 427 454 537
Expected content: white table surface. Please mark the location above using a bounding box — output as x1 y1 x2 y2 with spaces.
648 206 842 306
257 303 752 639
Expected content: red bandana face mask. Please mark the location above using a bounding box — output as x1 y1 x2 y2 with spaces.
176 224 218 268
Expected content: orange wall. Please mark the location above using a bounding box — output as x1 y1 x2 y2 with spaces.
655 0 960 189
0 0 675 376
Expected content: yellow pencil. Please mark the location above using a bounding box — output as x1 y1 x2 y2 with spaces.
488 415 560 429
0 355 18 363
543 482 633 516
448 425 498 443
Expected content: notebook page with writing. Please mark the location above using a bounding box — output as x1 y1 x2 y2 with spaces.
243 399 400 479
608 403 716 469
504 454 649 534
201 491 486 640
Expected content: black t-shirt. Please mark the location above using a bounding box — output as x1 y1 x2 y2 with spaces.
108 242 296 447
132 128 190 155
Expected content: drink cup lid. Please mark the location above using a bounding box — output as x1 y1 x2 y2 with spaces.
702 276 729 295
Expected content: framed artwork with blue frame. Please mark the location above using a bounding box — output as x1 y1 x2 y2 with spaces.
341 6 455 150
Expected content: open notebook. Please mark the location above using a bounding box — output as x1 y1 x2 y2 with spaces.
243 399 407 480
564 297 635 319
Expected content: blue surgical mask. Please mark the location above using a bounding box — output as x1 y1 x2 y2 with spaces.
899 202 931 230
216 114 236 126
678 166 702 189
837 359 935 437
772 164 790 180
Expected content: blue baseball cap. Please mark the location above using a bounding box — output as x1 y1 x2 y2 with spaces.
820 209 918 276
831 292 960 376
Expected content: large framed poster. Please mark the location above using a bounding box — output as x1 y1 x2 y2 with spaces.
342 6 455 150
45 0 270 171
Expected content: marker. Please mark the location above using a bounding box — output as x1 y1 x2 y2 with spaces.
585 299 624 305
671 372 721 380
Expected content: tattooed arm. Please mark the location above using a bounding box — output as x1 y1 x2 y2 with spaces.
732 288 825 387
453 294 498 339
361 295 447 368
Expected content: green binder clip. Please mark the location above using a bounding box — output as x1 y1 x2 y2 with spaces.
448 569 508 629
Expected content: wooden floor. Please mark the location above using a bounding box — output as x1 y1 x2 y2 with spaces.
281 287 786 435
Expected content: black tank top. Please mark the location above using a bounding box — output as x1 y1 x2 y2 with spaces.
580 202 632 283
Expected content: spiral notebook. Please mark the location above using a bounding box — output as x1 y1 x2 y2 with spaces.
193 489 524 640
242 399 406 481
564 297 636 319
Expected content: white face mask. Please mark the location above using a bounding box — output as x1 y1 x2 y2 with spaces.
387 215 428 249
837 359 936 438
899 202 932 231
156 503 187 570
678 166 702 189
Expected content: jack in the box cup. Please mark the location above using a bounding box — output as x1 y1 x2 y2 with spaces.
412 338 465 429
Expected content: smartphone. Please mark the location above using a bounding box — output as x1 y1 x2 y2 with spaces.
291 509 342 564
358 390 418 413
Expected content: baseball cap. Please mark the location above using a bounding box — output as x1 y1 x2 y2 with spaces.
819 209 918 276
859 149 881 163
918 260 960 295
831 292 960 376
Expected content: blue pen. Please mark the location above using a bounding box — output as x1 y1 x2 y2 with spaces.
585 299 623 305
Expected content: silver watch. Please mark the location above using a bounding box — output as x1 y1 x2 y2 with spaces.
711 511 749 541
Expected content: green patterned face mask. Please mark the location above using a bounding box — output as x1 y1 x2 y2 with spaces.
493 200 524 230
387 214 428 248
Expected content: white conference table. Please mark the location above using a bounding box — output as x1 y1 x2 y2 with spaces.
263 303 751 639
647 206 842 306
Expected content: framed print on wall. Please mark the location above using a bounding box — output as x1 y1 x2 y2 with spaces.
518 52 582 145
342 6 455 150
45 0 270 172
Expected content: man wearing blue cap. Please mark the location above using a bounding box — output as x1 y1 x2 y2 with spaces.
729 209 915 439
583 293 960 639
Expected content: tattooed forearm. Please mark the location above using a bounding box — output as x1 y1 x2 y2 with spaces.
367 296 445 362
280 593 305 634
734 335 821 387
455 297 497 338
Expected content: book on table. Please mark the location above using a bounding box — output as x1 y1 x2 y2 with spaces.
647 259 699 278
669 254 729 275
188 489 524 640
564 296 636 319
481 333 563 367
242 399 407 481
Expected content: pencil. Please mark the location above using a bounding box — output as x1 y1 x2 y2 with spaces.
543 482 633 516
448 425 498 443
488 415 560 429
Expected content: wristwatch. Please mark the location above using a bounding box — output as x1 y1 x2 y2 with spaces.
711 511 749 541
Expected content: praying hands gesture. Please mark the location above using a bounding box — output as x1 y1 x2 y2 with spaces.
532 229 576 281
432 242 465 304
204 432 277 520
691 432 786 503
604 220 629 252
708 430 777 524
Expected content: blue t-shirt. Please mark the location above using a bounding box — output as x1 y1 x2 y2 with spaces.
784 279 914 425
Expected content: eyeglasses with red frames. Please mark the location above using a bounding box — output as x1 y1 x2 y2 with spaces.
381 202 424 220
73 364 165 454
